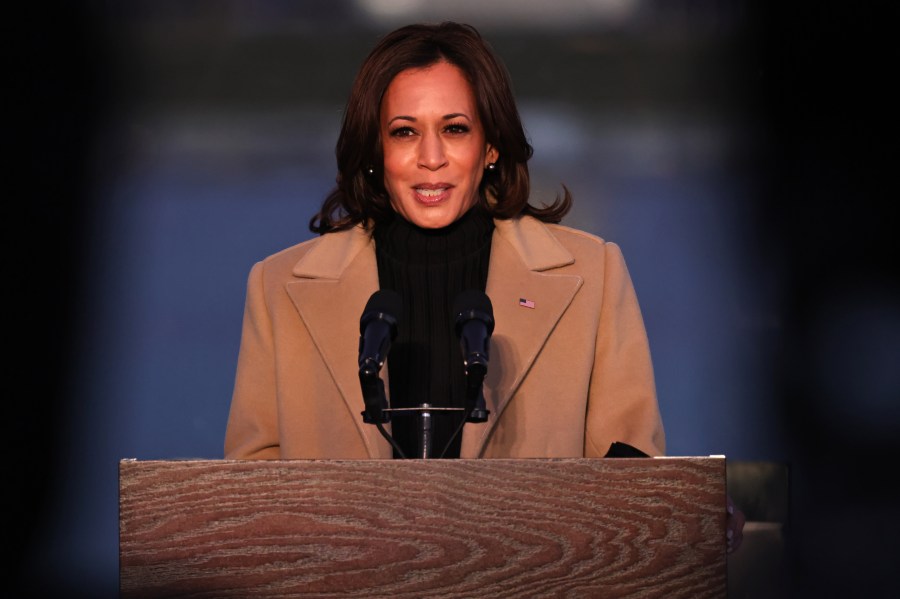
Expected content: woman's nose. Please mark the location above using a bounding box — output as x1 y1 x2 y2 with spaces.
417 132 448 170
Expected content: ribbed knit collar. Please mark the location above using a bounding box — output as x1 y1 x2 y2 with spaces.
373 207 494 266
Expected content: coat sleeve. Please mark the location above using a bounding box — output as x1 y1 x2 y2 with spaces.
583 242 666 457
224 261 282 459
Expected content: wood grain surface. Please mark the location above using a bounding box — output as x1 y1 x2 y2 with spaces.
119 458 726 598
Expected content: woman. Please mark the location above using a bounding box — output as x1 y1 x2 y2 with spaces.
225 20 743 552
225 21 664 463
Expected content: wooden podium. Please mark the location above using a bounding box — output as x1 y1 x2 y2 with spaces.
119 457 726 598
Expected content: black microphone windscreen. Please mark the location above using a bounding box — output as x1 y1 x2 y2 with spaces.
452 289 493 319
360 289 402 332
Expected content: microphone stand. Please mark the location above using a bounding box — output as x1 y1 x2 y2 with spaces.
382 405 467 459
419 403 433 459
360 361 473 459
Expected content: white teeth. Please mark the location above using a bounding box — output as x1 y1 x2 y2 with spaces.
416 188 446 197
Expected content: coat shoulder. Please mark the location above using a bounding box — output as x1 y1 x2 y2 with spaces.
537 220 624 265
496 215 622 273
241 237 321 292
252 227 369 281
257 235 323 269
543 222 610 250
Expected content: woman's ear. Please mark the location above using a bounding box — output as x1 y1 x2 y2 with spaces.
485 145 499 167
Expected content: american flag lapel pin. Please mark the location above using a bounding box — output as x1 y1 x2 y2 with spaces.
518 297 535 309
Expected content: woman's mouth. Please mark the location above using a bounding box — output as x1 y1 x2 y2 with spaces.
414 185 452 204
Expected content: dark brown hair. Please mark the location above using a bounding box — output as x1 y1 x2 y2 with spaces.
309 22 571 234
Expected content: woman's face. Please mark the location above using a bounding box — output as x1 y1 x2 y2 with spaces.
380 61 498 229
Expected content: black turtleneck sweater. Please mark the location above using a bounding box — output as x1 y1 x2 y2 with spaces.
373 207 494 459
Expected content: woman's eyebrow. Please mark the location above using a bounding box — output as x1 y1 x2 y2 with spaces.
387 113 473 125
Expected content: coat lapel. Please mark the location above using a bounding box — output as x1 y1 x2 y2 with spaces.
461 217 583 457
285 227 393 458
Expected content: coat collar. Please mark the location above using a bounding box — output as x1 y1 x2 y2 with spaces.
291 224 374 279
285 217 582 458
492 216 576 272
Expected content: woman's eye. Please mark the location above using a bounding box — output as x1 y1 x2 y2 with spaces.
390 126 415 138
445 123 470 135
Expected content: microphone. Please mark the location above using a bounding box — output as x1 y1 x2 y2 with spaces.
453 290 494 423
358 289 401 424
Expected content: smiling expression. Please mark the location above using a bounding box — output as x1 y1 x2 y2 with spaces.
380 61 498 229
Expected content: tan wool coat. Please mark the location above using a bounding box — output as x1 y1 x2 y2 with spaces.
224 215 665 459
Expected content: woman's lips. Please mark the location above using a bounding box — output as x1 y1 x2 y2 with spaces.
413 184 452 204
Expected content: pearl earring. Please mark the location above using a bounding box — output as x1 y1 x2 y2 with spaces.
486 162 496 171
366 166 374 175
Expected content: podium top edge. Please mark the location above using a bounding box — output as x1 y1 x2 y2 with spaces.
119 456 727 465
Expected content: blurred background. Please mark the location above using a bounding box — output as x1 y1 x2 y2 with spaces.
15 0 897 597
